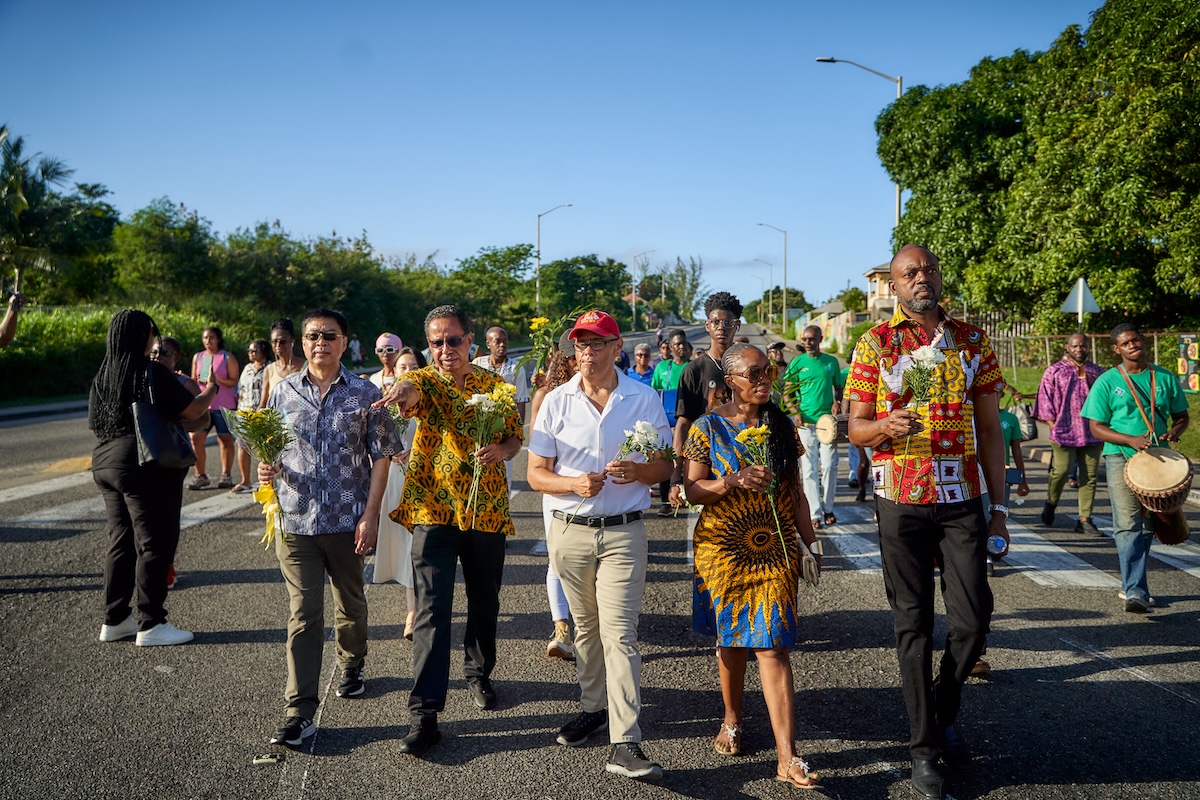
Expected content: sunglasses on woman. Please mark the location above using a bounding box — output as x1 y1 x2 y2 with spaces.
376 345 398 354
429 336 466 348
729 364 779 384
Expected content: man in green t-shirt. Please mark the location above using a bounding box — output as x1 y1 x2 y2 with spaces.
1081 323 1190 614
650 329 689 515
781 325 844 528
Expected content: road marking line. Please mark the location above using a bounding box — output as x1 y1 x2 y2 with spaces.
1001 524 1121 589
1059 636 1200 706
1073 514 1200 581
0 471 95 505
179 493 254 529
1 490 252 530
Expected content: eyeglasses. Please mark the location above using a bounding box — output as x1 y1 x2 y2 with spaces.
302 331 344 341
376 346 398 354
429 336 466 349
707 318 740 330
270 337 291 345
728 364 779 384
635 351 651 357
573 338 618 352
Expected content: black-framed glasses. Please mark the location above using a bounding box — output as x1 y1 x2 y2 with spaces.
707 318 740 330
729 364 779 384
573 338 618 352
635 350 651 357
429 335 466 349
302 331 344 341
376 346 398 354
270 337 291 345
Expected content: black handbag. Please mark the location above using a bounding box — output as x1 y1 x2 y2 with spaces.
131 365 197 469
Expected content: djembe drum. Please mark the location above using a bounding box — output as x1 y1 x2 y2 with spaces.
1124 447 1193 545
815 413 849 445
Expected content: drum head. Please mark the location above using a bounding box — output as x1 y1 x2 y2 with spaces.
816 414 837 445
1126 448 1191 491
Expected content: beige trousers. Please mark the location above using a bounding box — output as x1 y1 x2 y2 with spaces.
548 517 648 743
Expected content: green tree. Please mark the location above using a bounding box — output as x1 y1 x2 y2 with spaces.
111 198 217 301
837 286 867 314
0 126 75 293
538 254 632 327
666 256 709 321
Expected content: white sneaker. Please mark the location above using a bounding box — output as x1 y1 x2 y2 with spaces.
99 616 138 642
136 622 195 647
1117 591 1156 607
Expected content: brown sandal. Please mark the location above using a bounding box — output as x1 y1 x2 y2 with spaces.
714 722 742 755
776 756 822 789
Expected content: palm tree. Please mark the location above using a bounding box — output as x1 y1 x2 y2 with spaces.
0 125 74 292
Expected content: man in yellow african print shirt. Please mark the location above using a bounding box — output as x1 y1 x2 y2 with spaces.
846 245 1008 800
379 305 523 755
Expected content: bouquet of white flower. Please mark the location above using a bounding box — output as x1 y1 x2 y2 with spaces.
464 383 518 527
616 420 675 462
902 345 946 406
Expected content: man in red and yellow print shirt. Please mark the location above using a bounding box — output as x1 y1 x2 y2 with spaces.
846 244 1008 800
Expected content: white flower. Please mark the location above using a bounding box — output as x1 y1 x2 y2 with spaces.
634 420 657 439
466 393 490 407
911 345 946 370
624 429 635 438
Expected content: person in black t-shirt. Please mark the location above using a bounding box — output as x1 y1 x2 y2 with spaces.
669 292 742 509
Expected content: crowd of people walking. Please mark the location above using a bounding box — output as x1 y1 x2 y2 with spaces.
85 242 1192 799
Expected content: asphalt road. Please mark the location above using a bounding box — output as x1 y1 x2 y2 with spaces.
2 334 1199 800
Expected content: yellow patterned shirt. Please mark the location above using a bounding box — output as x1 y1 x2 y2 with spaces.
389 366 523 535
845 308 1004 505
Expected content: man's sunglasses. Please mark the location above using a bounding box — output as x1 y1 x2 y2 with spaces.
302 331 344 341
728 364 779 384
376 346 399 354
707 318 740 330
429 336 466 348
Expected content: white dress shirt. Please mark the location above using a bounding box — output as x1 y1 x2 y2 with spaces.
471 355 531 403
529 370 670 518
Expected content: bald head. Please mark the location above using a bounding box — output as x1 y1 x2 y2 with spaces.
485 327 509 359
1065 332 1088 365
889 244 942 315
889 244 937 278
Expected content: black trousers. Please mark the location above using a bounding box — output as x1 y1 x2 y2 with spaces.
408 524 506 719
876 496 992 760
93 464 187 630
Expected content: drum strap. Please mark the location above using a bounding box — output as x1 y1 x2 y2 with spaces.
1118 365 1159 446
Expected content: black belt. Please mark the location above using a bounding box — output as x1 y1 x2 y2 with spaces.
552 510 643 529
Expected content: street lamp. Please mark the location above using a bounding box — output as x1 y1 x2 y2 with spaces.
757 223 787 336
816 56 903 228
536 203 572 316
748 274 765 324
630 249 654 332
754 258 774 328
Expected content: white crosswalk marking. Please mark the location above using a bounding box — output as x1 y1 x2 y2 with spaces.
1001 527 1121 589
0 471 95 505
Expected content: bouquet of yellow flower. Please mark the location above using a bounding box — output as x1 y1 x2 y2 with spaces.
734 422 789 568
520 306 585 378
222 408 296 549
464 381 518 527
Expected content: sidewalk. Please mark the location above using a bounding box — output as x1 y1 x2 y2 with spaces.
0 398 89 421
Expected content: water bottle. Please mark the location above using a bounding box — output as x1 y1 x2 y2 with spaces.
986 535 1008 556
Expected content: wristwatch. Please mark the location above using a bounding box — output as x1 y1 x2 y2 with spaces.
989 504 1009 519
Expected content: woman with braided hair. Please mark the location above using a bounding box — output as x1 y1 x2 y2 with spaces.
681 342 823 789
89 309 216 646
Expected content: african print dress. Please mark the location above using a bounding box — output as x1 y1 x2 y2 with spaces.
683 414 803 648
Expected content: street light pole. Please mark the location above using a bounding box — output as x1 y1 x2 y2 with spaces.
757 224 787 336
749 274 765 324
754 258 773 329
629 249 654 332
816 57 903 229
535 203 572 316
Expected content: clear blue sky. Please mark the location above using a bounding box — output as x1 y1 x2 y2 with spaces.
4 0 1100 311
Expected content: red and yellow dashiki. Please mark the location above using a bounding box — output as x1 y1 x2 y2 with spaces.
845 308 1004 505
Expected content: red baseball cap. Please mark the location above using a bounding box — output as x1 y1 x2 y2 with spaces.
568 310 621 340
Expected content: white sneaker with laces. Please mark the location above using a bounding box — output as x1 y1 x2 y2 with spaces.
136 622 195 646
99 616 138 642
1117 591 1156 606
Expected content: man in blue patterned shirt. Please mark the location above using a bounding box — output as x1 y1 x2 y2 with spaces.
259 308 399 748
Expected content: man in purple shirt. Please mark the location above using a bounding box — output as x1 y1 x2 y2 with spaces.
1033 333 1104 534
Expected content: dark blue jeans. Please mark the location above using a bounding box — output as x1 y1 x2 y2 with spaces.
876 496 992 760
408 524 506 719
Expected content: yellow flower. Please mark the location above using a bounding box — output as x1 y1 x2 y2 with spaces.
530 317 551 332
735 424 769 445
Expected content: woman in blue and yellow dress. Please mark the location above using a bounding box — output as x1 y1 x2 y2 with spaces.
682 342 823 790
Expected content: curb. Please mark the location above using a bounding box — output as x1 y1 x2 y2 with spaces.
0 400 89 422
1024 443 1200 508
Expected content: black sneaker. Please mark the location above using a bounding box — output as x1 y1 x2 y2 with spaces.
1080 518 1105 536
398 718 441 755
556 709 608 746
269 716 316 747
1040 502 1056 526
467 677 497 710
606 742 663 780
336 666 365 698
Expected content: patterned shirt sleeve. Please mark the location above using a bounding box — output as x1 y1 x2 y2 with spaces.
845 329 882 408
682 416 713 465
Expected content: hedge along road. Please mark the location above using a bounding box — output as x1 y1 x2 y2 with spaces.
2 347 1200 798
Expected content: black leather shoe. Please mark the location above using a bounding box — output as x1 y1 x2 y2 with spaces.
398 721 441 755
943 723 971 768
911 758 945 799
467 677 497 710
1040 502 1056 526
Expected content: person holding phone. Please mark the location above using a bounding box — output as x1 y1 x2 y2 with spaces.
188 326 241 490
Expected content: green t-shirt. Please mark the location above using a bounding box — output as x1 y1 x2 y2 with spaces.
1080 365 1189 458
998 409 1021 466
651 359 686 392
781 352 844 423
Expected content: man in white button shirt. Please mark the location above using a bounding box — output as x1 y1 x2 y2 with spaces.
527 309 672 782
471 326 531 424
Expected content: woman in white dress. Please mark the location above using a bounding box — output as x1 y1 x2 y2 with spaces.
369 334 423 638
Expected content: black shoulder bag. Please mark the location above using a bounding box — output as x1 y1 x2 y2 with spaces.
132 365 197 469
